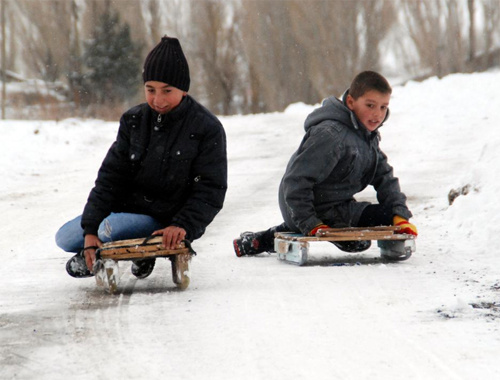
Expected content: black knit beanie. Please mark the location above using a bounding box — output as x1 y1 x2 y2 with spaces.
142 36 190 91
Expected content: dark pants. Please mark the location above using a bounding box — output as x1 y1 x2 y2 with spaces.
356 204 393 227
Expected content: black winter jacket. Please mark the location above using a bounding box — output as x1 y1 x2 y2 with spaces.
279 93 412 235
81 96 227 241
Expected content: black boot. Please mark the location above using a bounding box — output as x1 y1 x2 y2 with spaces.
233 231 266 257
331 240 372 253
66 251 94 278
233 223 289 257
131 258 156 279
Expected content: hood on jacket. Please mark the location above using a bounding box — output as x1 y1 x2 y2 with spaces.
304 89 390 134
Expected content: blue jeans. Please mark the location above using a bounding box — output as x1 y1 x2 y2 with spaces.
55 213 164 254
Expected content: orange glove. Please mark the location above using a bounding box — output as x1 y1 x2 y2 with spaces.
393 216 418 236
309 224 329 236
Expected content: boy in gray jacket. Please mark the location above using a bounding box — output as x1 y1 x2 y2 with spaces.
233 71 417 257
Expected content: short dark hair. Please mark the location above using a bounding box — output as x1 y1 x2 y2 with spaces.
349 71 392 99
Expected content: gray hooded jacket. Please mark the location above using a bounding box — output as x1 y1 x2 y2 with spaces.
278 93 412 235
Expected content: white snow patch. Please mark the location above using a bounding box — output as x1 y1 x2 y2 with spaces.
1 71 500 379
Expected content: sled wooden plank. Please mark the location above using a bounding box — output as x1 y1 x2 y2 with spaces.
96 236 194 292
314 226 408 240
274 229 415 242
274 234 414 242
319 231 394 239
100 236 164 249
99 247 191 260
275 227 416 266
99 237 190 260
317 226 401 235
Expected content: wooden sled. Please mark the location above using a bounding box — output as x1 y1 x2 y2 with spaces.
274 226 416 266
94 236 195 293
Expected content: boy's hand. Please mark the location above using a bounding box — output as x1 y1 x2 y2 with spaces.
153 225 187 250
309 224 329 236
83 234 102 272
393 216 418 236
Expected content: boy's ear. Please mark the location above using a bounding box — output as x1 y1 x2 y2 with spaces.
345 94 355 110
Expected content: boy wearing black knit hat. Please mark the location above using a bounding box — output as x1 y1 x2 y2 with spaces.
57 36 227 279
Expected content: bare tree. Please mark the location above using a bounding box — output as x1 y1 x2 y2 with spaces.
67 0 86 107
240 1 308 113
142 0 163 43
445 0 467 73
401 0 446 77
468 0 476 62
481 0 500 68
288 0 367 97
187 0 244 115
3 0 500 119
467 0 500 70
13 1 73 80
359 0 397 71
401 0 470 78
399 0 500 78
1 0 6 119
239 0 396 113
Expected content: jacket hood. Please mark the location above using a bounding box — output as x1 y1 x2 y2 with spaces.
304 89 389 134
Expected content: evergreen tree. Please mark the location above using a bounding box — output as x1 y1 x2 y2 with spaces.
83 8 142 105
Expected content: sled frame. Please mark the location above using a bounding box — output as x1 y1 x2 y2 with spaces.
274 226 416 266
94 236 194 293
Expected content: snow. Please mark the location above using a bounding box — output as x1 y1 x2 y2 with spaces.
1 71 500 379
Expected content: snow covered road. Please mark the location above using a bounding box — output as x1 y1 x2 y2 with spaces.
1 72 500 379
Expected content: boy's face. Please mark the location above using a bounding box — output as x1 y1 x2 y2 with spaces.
346 90 390 132
144 81 187 114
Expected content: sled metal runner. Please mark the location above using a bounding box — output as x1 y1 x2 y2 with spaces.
274 226 416 266
94 236 195 293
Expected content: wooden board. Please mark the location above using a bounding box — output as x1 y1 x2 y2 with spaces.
274 227 416 266
275 226 415 242
94 236 194 292
98 236 191 260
